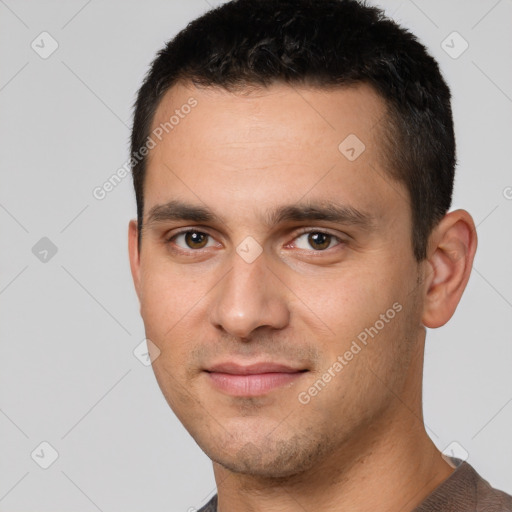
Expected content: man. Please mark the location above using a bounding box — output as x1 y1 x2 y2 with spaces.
127 0 512 510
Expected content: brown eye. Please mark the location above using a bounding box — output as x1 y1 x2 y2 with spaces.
307 232 331 250
292 230 342 251
183 231 209 249
168 230 214 251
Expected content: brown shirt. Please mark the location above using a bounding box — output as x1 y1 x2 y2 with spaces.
413 459 512 512
197 459 512 512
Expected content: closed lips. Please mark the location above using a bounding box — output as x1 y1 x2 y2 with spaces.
205 362 308 374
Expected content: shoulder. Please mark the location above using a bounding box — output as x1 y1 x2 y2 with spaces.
474 466 512 511
415 458 512 512
196 494 217 512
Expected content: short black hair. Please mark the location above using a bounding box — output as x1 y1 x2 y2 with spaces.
131 0 455 260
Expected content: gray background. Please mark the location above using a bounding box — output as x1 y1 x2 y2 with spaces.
0 0 511 510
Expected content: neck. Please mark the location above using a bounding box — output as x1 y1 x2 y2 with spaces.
212 347 455 512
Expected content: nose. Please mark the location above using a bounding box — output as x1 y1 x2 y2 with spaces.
209 249 290 339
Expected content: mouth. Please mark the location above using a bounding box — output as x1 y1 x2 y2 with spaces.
204 361 309 397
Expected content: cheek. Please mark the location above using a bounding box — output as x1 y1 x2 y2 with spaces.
139 255 203 326
299 266 402 341
138 258 218 372
298 260 418 392
139 269 193 358
139 269 204 409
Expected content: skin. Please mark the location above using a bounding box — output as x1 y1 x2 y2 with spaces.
128 81 477 512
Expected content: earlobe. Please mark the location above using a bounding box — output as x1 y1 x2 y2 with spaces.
128 219 142 302
421 209 478 328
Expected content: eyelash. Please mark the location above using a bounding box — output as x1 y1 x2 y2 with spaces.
164 228 344 255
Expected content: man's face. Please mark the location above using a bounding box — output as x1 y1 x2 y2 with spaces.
129 82 426 477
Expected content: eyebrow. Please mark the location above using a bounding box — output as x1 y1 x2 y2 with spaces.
145 199 375 230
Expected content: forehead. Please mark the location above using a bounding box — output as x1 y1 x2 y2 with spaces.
150 80 387 149
144 81 406 228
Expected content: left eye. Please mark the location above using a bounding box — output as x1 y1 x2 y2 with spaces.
293 231 341 251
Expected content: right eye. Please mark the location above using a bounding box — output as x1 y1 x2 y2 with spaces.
166 230 218 252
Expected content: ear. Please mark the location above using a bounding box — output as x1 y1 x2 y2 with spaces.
421 209 478 328
128 219 142 303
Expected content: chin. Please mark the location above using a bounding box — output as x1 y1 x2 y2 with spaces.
206 434 325 480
